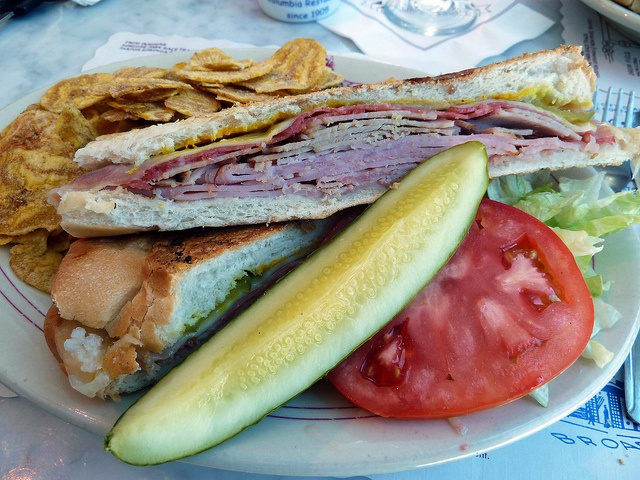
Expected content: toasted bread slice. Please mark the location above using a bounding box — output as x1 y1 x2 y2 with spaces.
44 218 336 399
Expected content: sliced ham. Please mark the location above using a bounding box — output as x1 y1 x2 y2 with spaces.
55 100 609 202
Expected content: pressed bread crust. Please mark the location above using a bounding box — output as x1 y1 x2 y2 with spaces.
44 219 335 398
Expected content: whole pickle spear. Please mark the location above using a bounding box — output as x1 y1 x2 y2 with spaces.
105 141 490 465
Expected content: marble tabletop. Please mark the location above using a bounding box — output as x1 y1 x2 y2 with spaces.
2 1 640 479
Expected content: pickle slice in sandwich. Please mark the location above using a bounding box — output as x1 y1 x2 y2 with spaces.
105 141 490 465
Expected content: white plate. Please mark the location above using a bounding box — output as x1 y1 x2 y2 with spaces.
1 50 640 477
580 0 640 43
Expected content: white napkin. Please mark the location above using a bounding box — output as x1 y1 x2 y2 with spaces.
319 0 555 74
82 32 270 71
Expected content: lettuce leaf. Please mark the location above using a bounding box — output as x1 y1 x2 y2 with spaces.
551 227 603 256
489 172 640 237
581 340 615 368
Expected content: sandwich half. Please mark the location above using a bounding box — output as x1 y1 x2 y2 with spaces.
50 45 640 238
44 218 336 399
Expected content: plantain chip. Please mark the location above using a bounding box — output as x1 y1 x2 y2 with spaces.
176 58 277 84
107 99 176 122
310 67 345 91
112 66 169 79
100 107 142 123
201 85 283 104
189 48 254 71
8 229 72 293
235 38 327 93
39 73 114 113
164 89 222 116
81 105 141 136
0 106 95 292
0 106 94 241
107 78 192 101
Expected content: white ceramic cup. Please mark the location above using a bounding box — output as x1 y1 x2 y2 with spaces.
258 0 341 23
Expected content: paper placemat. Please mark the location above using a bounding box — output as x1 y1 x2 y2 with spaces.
560 0 639 124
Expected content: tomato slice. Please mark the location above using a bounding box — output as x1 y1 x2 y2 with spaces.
327 199 594 418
